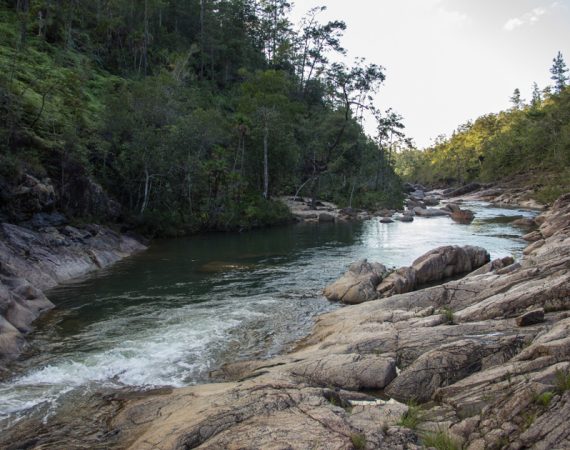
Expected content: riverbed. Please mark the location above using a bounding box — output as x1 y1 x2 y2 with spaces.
0 201 535 428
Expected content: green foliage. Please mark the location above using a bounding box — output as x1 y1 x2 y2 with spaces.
440 307 455 325
551 51 569 93
395 82 570 196
421 431 461 450
533 391 555 407
350 432 366 449
522 411 536 429
555 369 570 393
398 401 423 429
0 0 405 234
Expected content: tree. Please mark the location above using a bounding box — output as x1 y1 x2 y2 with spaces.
531 82 541 108
239 70 296 200
374 109 405 190
550 51 569 93
255 0 293 66
295 7 346 93
510 88 523 109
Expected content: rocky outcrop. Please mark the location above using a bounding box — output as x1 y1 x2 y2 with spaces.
376 245 489 299
3 194 570 450
445 180 548 210
413 206 450 217
1 174 122 223
0 223 146 363
323 259 387 304
443 182 481 197
324 246 489 304
280 197 373 223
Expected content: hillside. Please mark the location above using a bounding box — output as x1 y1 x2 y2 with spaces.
0 0 404 236
396 85 570 204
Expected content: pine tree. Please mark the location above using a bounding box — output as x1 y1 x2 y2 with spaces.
510 88 523 109
550 51 569 93
531 82 541 108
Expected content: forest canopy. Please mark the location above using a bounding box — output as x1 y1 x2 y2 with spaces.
395 54 570 204
0 0 406 234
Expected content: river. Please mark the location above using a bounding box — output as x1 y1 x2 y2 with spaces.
0 201 535 428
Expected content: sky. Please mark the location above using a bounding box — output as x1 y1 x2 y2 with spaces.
290 0 570 148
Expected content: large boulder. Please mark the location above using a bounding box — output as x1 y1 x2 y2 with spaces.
376 245 489 298
396 215 414 223
413 245 489 285
451 209 475 224
323 259 387 304
423 196 441 206
318 212 335 223
413 207 451 217
376 267 417 298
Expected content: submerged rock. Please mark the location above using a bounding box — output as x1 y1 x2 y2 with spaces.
451 209 475 224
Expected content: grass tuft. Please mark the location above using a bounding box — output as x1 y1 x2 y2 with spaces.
555 369 570 393
440 307 455 325
398 401 423 429
350 432 366 449
422 431 461 450
534 390 555 407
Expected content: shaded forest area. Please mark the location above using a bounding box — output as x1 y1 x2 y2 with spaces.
0 0 405 235
396 54 570 203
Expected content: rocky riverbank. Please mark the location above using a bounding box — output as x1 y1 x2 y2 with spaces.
441 181 547 211
0 223 146 365
3 193 567 449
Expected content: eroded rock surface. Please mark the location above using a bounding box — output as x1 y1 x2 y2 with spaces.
323 259 387 304
0 223 146 362
3 194 570 450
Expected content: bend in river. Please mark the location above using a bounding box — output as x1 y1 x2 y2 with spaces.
0 201 536 427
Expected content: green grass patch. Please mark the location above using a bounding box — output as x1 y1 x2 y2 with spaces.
522 411 536 430
534 391 555 407
398 401 423 429
350 432 366 449
422 431 461 450
440 307 455 325
555 369 570 393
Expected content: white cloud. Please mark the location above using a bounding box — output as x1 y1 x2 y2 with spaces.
504 17 524 31
504 7 547 31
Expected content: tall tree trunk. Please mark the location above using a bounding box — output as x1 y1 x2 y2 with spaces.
375 144 384 191
143 0 149 76
200 0 205 79
16 0 30 46
263 122 269 199
141 166 151 214
310 176 319 209
348 179 356 208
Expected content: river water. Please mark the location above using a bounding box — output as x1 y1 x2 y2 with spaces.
0 201 536 428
